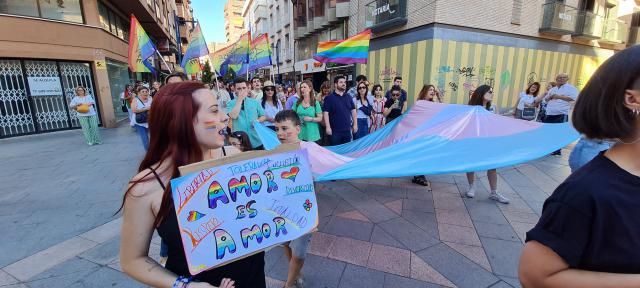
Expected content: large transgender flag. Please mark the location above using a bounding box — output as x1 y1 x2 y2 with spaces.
254 101 579 181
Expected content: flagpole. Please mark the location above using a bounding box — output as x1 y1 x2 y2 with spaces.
155 50 173 73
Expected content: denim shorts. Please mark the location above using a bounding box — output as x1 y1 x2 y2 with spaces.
287 233 312 259
568 138 612 172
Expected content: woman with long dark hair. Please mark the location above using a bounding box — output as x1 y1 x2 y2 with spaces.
119 82 264 288
465 85 509 204
417 84 442 102
261 81 283 131
353 82 373 140
228 130 253 152
519 45 640 288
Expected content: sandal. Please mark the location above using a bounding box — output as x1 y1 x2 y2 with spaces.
412 176 429 186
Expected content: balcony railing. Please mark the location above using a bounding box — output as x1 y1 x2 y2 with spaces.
573 11 603 39
629 27 640 45
601 18 628 44
539 2 578 35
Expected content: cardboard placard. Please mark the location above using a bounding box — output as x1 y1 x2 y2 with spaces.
171 144 318 275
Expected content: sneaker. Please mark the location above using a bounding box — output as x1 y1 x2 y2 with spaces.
465 187 475 198
489 192 510 204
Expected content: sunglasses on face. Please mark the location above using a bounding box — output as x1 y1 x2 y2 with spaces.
392 93 401 96
358 87 367 90
264 88 274 91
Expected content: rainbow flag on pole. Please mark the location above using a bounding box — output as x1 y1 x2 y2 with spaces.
248 33 272 71
181 24 209 75
313 29 371 64
220 31 251 76
128 15 157 73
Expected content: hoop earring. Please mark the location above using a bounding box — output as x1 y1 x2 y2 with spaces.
634 109 640 116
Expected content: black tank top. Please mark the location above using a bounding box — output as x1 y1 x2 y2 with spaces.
153 147 266 287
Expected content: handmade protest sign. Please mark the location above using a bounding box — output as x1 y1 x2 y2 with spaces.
170 144 318 275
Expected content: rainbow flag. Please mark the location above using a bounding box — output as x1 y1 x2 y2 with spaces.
220 31 251 75
313 29 371 64
128 15 157 73
211 44 234 73
248 33 272 71
181 24 209 75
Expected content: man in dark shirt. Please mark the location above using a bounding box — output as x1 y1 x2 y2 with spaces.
322 75 357 145
384 76 408 111
384 85 403 123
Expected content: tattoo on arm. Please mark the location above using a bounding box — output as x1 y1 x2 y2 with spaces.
144 257 162 272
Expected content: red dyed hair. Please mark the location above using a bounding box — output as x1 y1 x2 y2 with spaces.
118 81 210 227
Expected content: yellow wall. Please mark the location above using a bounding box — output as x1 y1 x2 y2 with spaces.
358 39 612 112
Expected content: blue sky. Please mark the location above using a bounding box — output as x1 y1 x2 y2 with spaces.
191 0 227 43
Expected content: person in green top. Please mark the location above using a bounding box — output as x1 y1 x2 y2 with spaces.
293 80 323 143
227 78 267 149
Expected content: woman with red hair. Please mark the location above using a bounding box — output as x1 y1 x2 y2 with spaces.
119 82 265 288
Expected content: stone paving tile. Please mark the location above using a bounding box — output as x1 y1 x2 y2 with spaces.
473 221 521 243
409 252 456 288
401 210 439 237
26 257 101 288
499 276 522 288
443 242 492 272
406 187 434 201
501 211 540 224
300 254 346 288
366 244 411 277
383 199 403 215
4 236 99 282
77 266 144 287
463 199 510 225
516 164 559 195
509 221 536 243
78 218 122 244
370 225 406 249
308 232 337 257
78 236 120 265
327 237 372 266
378 217 439 252
416 243 500 288
489 281 515 288
432 192 466 210
374 195 400 204
0 269 19 286
2 284 29 288
438 224 481 246
338 184 399 223
384 274 447 288
435 209 473 228
338 264 385 288
336 210 372 222
402 199 435 213
322 217 374 242
480 237 523 278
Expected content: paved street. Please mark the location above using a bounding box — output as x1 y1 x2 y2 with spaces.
0 124 574 288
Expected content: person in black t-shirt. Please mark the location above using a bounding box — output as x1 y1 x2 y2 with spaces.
519 45 640 287
383 85 403 123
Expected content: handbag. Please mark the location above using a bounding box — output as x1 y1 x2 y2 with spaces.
135 97 148 123
121 99 128 113
521 107 536 121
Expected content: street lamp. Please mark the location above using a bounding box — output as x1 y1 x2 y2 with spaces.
290 0 297 86
174 11 199 65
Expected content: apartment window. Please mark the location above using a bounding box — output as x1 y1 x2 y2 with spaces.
314 0 325 17
296 0 307 27
98 1 129 41
284 34 290 60
578 0 596 12
329 0 336 8
0 0 83 23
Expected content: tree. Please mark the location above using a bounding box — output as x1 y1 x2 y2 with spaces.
202 60 213 84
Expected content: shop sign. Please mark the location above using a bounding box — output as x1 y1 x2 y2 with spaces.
27 77 63 96
95 60 107 70
365 0 407 32
295 59 326 74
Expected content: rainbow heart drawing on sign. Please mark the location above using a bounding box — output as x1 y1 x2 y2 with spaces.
187 211 206 222
303 199 313 211
281 167 300 182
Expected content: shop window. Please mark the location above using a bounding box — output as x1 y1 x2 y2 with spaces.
39 0 83 23
0 0 39 18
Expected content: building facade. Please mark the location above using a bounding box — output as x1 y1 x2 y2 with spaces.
225 0 246 43
351 0 640 113
267 0 295 84
0 0 182 138
293 0 351 89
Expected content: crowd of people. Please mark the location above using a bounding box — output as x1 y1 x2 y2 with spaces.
114 45 640 288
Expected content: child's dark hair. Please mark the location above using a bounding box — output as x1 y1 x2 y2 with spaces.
229 130 253 152
274 110 301 126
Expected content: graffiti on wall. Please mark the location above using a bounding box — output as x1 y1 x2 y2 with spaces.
378 67 399 84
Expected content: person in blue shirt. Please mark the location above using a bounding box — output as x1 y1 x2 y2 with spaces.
322 75 357 145
227 78 267 150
